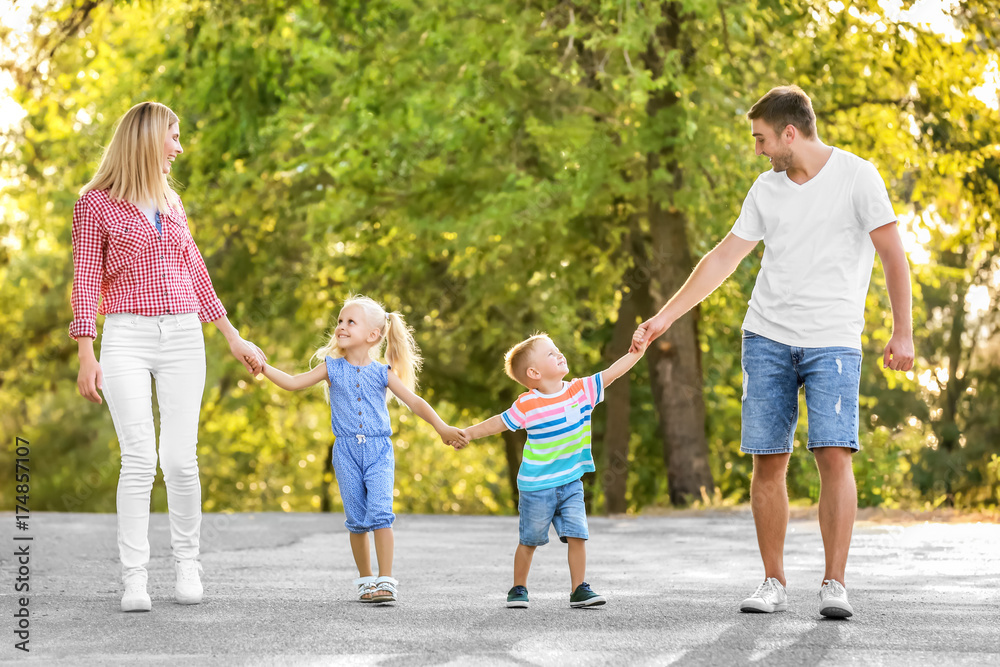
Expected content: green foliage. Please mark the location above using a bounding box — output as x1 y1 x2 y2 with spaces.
2 0 997 514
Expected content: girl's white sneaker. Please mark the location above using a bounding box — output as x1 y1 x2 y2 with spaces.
175 560 204 605
819 579 853 618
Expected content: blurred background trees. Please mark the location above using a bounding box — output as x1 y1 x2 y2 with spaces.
2 0 997 514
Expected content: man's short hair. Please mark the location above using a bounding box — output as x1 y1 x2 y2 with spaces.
747 85 817 138
504 334 550 386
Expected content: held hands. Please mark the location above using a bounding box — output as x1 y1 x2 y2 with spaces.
438 425 470 450
630 314 668 353
882 332 915 372
229 337 267 376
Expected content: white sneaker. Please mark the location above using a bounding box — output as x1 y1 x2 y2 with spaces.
739 577 788 613
819 579 853 618
121 578 151 612
175 560 204 605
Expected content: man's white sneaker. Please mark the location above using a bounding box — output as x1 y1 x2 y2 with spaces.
819 579 853 618
121 579 151 612
175 560 204 605
739 577 788 613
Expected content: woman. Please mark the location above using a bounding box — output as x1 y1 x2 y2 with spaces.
70 101 264 612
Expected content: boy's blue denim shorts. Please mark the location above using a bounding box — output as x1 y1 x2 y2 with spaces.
740 331 862 455
518 478 589 546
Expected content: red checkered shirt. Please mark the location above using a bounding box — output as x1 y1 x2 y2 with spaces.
69 189 227 340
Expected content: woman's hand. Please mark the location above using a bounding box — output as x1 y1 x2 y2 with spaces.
229 337 267 375
211 317 267 376
77 341 104 404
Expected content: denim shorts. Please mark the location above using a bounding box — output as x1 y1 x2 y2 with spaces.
518 478 589 546
740 331 862 455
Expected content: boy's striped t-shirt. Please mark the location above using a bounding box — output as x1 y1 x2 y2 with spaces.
501 374 604 492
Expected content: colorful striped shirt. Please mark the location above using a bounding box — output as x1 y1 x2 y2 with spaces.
501 374 604 492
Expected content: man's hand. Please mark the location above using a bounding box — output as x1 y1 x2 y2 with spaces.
882 332 914 372
630 314 671 353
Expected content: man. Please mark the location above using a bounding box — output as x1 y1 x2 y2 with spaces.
632 85 914 618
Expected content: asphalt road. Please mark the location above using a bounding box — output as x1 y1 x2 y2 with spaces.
2 512 998 666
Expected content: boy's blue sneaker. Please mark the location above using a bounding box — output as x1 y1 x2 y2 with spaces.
570 582 606 608
506 585 529 608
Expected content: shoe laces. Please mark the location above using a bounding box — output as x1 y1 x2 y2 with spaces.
511 585 527 596
577 582 593 593
821 579 846 598
176 560 203 583
753 578 780 599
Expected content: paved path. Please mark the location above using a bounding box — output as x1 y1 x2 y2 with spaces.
2 512 998 665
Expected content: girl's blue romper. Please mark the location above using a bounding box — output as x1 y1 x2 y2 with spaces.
325 356 395 533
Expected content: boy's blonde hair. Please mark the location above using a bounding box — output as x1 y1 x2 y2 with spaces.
503 333 550 386
81 101 181 211
312 295 422 404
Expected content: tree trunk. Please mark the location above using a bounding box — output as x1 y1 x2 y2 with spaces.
941 252 969 454
322 440 335 512
642 2 715 505
501 429 526 508
601 293 638 514
645 306 714 504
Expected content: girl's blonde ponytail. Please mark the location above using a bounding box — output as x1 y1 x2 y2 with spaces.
383 311 422 401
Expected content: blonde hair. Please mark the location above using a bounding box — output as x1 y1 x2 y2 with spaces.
504 333 550 386
81 101 181 211
312 295 423 404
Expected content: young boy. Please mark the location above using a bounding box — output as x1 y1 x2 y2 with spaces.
461 333 645 608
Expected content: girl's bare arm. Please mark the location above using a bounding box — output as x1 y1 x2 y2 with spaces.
261 363 328 391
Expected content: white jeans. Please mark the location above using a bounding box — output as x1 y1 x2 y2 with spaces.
100 313 206 582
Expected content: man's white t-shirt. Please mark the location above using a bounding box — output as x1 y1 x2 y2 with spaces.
731 147 896 349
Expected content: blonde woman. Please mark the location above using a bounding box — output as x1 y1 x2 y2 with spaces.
70 101 265 612
260 295 468 604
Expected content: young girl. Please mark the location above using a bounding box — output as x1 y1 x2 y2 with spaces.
261 295 467 603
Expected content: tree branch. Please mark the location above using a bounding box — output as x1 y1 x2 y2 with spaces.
815 97 915 117
17 0 106 91
560 7 576 64
719 2 735 61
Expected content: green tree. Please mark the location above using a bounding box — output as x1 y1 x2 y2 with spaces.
2 0 997 516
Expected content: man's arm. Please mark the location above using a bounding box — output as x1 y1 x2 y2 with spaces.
870 222 914 371
631 233 759 352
